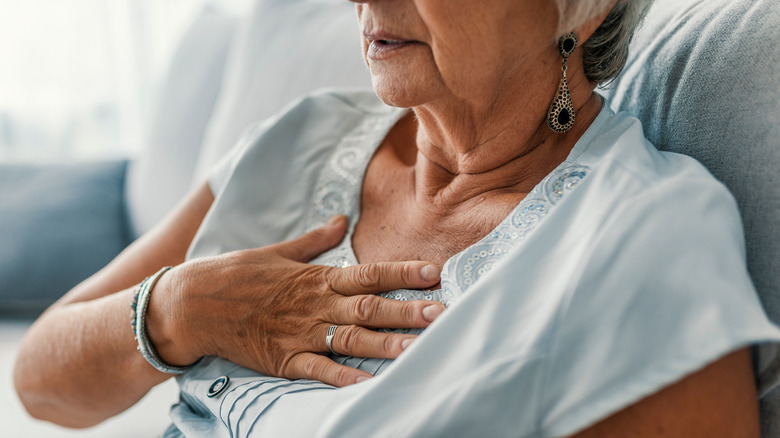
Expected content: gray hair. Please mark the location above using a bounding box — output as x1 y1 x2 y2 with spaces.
555 0 654 84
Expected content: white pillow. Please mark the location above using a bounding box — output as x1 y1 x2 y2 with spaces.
191 0 371 184
126 8 237 237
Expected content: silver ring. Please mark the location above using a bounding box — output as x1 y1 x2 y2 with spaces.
325 325 338 355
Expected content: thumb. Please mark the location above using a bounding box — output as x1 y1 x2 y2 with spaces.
273 215 348 262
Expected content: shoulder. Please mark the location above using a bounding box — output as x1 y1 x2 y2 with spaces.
207 88 394 193
192 88 402 257
570 107 749 286
575 107 738 223
234 88 393 167
535 108 780 437
231 87 393 155
586 109 719 181
231 87 397 172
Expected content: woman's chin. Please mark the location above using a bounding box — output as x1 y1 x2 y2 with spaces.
370 76 438 109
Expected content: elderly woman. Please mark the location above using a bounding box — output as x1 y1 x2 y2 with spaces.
14 0 780 436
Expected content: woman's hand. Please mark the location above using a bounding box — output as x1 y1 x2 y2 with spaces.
147 215 444 387
14 184 440 428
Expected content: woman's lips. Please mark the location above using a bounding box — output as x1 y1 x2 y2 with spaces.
364 33 420 61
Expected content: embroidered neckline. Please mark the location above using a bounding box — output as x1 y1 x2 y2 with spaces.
306 108 591 306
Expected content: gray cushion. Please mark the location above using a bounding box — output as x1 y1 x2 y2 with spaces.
0 160 129 316
601 0 779 434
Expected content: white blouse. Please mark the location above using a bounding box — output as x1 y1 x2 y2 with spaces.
164 89 780 437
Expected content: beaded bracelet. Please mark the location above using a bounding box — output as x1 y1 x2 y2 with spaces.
130 266 190 374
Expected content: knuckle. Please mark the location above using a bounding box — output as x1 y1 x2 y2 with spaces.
278 355 296 378
354 264 380 289
301 265 330 293
338 325 361 353
352 295 380 324
317 294 341 322
333 367 351 387
320 267 338 291
302 356 321 378
403 302 420 324
382 335 397 355
399 263 414 285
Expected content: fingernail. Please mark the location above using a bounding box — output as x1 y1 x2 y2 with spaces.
422 304 443 322
420 264 440 282
401 338 415 350
355 376 370 384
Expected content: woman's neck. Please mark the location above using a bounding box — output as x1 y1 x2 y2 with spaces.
406 82 603 209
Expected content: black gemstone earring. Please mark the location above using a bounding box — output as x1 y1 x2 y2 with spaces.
547 33 578 133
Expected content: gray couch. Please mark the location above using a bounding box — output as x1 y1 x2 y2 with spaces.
601 0 780 433
2 0 778 435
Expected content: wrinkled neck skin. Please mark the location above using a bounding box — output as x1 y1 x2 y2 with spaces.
406 52 602 210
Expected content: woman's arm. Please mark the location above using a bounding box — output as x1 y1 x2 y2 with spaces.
13 183 214 428
13 182 444 428
571 348 760 438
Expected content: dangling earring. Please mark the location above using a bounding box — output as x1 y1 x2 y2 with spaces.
547 33 578 133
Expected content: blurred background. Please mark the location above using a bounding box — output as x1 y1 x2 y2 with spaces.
0 0 369 434
3 0 776 436
0 0 249 163
0 1 252 436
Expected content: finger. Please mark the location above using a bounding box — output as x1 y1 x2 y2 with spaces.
328 295 445 328
328 261 441 295
286 352 373 387
328 324 418 359
273 215 348 262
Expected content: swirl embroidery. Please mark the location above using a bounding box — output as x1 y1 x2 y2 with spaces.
441 163 589 298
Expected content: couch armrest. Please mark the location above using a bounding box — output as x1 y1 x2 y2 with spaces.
0 160 131 317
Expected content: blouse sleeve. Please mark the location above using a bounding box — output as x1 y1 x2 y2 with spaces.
206 117 278 197
537 176 780 437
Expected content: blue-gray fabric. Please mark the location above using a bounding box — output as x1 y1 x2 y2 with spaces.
0 161 129 316
601 0 780 433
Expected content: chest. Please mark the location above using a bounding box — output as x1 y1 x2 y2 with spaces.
351 149 525 266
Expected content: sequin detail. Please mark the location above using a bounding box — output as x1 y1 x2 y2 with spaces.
442 163 589 298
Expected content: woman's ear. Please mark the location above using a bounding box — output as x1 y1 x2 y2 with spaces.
575 0 619 43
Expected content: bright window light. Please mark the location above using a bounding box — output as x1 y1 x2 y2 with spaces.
0 0 247 162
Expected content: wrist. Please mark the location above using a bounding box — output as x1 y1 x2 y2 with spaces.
142 266 200 369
